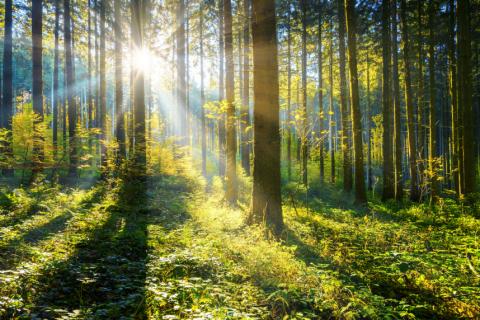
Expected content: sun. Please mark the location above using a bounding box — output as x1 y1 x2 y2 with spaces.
132 48 154 73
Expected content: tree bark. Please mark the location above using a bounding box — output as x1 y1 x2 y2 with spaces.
200 3 207 176
32 0 44 175
250 0 283 235
428 0 437 203
329 27 335 184
400 0 420 202
2 0 14 176
218 0 226 177
382 0 395 201
224 0 237 204
241 0 251 176
115 0 126 162
318 0 324 184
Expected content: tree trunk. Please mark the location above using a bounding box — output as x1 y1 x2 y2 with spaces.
382 0 395 201
32 0 44 177
200 3 207 176
417 0 425 189
345 0 367 204
132 0 146 178
87 0 93 156
53 0 61 158
99 0 107 173
241 0 251 176
176 0 186 144
300 0 308 186
400 0 420 201
392 0 403 200
428 0 437 203
337 0 352 192
318 1 324 184
115 0 126 162
457 0 475 196
64 0 77 178
224 0 237 204
250 0 283 235
2 0 14 176
286 0 292 181
329 27 335 184
218 0 226 177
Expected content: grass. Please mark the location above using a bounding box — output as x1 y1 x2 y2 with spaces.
0 152 479 319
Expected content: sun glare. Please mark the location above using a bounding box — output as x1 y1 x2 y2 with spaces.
132 48 154 73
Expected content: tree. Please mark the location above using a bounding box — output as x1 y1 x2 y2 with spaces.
241 0 251 176
328 24 335 184
457 0 475 196
391 0 403 200
132 0 146 178
428 0 437 203
224 0 237 204
2 0 13 176
64 0 77 178
337 0 352 192
382 0 395 201
286 0 292 181
250 0 283 235
218 0 226 177
100 0 107 172
300 0 308 186
177 0 186 144
115 0 126 161
200 2 207 176
317 0 324 184
416 0 425 189
344 0 367 204
400 0 420 201
32 0 44 175
53 0 61 157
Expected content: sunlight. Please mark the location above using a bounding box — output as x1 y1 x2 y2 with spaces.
132 48 154 74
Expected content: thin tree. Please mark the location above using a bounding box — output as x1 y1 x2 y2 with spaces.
392 0 403 200
177 0 186 143
344 0 367 204
241 0 251 176
115 0 126 162
32 0 44 176
250 0 283 235
400 0 420 201
200 2 207 176
300 0 308 186
457 0 475 196
428 0 437 203
100 0 107 173
286 0 292 181
224 0 237 204
328 24 335 183
64 0 77 178
416 0 425 188
53 0 61 157
218 0 226 176
2 0 14 176
337 0 352 192
132 0 146 178
382 0 395 201
317 0 324 183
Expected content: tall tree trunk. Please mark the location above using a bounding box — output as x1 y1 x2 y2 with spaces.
286 0 292 181
200 3 207 176
329 26 335 184
318 1 324 184
32 0 44 176
132 0 146 178
218 0 226 177
382 0 395 201
400 0 420 201
250 0 283 235
176 0 186 143
447 0 459 195
417 0 425 189
300 0 308 186
65 0 77 178
392 0 403 200
345 0 367 204
53 0 61 158
224 0 237 204
457 0 475 196
87 0 93 155
241 0 251 176
2 0 14 176
100 0 107 173
366 52 373 191
337 0 352 192
115 0 126 162
428 0 437 203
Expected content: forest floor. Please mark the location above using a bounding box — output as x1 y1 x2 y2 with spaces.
0 156 480 319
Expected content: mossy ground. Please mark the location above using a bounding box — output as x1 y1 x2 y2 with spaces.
0 152 479 319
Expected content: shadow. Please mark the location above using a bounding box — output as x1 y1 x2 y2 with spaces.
17 173 192 319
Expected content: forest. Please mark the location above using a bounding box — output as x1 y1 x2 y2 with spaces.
0 0 479 318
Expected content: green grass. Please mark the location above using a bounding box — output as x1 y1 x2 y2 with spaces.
0 153 479 319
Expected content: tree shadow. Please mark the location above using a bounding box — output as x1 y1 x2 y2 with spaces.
19 174 192 319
